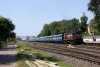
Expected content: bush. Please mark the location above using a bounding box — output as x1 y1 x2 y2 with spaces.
82 33 90 38
0 41 6 48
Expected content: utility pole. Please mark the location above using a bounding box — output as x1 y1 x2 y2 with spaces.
9 30 10 42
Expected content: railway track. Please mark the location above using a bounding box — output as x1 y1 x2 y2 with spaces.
49 44 100 54
52 43 100 53
24 42 100 65
32 42 100 54
75 45 100 49
85 43 100 46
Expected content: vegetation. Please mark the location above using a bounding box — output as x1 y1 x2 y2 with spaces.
88 18 99 35
37 18 85 37
80 13 88 33
0 16 16 48
88 0 100 35
0 41 7 48
17 43 31 67
17 42 75 67
37 0 100 37
82 33 91 38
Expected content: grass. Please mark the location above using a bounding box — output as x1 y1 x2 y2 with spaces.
16 42 75 67
7 42 13 45
0 41 7 48
17 43 31 67
82 32 91 38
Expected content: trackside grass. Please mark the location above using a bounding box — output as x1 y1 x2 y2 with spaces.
16 42 75 67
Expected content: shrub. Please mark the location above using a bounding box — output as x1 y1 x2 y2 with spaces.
0 41 6 48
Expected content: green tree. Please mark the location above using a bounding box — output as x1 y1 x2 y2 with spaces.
88 0 100 19
88 18 99 35
10 32 16 38
49 21 61 35
37 30 45 37
61 20 67 33
70 18 80 31
88 0 100 32
43 24 51 36
37 18 81 37
37 24 51 37
80 14 88 32
63 18 80 32
0 16 16 41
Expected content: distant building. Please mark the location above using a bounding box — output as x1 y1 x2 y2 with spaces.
16 36 35 41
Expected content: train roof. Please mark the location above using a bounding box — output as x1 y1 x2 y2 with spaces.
52 34 62 36
44 34 62 37
83 36 100 39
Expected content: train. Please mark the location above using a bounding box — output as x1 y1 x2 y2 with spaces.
83 36 100 45
27 30 83 45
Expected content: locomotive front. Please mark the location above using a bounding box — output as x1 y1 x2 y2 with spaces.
63 30 83 45
73 30 82 40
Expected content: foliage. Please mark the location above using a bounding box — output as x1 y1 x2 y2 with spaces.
88 0 100 34
82 33 91 38
49 21 61 35
80 14 88 33
0 41 6 48
88 18 100 35
96 18 100 31
17 42 75 67
88 0 100 19
17 43 32 67
37 18 80 37
0 16 16 41
38 24 51 37
10 32 16 38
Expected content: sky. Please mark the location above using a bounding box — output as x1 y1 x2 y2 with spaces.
0 0 94 37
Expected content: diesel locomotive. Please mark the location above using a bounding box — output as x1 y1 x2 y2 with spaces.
27 30 83 45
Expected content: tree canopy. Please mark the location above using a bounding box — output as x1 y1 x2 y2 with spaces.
88 0 100 34
37 18 81 37
80 14 88 33
0 16 16 41
88 0 100 19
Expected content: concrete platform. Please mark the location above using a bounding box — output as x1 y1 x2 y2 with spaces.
0 45 17 67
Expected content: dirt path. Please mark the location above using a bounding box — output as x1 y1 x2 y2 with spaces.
0 45 17 67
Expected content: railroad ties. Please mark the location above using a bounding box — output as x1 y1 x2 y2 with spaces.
85 41 100 46
24 42 100 66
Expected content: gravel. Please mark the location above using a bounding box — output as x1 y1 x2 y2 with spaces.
36 49 100 67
